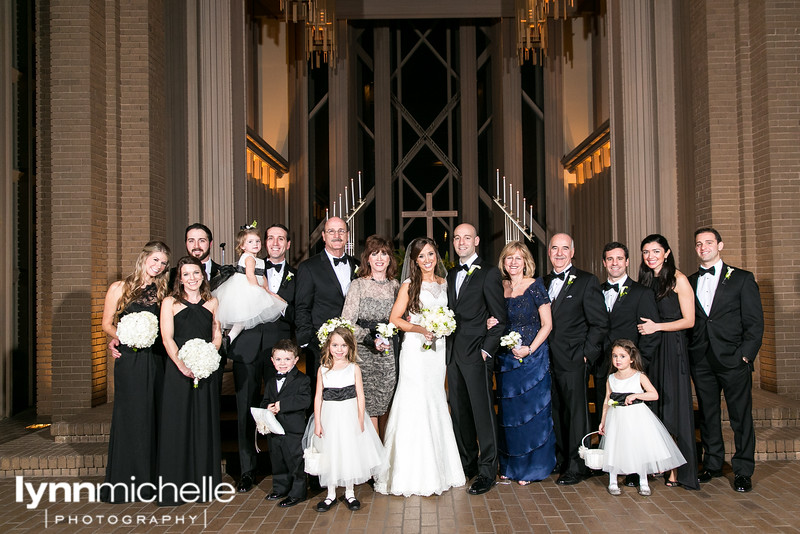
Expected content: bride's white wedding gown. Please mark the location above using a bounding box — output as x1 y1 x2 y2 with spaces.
374 280 466 496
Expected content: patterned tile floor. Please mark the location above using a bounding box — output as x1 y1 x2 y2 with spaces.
2 461 799 533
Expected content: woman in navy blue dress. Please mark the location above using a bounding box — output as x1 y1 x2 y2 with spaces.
489 241 555 484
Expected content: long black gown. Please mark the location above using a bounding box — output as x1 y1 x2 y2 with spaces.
101 283 164 503
158 299 222 506
649 290 699 490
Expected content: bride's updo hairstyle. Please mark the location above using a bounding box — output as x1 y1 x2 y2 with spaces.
404 237 440 315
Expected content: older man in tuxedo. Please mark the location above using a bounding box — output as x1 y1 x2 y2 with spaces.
228 223 297 493
689 227 763 493
545 233 608 485
295 217 359 392
597 241 660 487
446 223 506 495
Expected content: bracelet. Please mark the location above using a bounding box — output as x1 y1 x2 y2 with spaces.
528 346 533 355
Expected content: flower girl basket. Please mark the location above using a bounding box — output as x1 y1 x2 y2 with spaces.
578 431 606 470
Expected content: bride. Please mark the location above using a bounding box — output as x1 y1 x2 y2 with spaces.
374 237 466 496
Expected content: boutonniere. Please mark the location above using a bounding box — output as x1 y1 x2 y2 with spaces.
285 272 294 282
467 265 481 276
619 285 628 298
354 265 360 275
725 266 734 280
567 274 576 286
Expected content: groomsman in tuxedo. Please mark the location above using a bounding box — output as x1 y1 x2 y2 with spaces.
544 233 608 485
598 241 660 487
446 223 506 495
228 223 297 493
689 228 763 493
295 217 359 392
169 223 221 286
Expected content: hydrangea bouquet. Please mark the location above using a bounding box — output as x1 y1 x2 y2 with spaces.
178 338 221 388
316 317 355 347
115 311 159 351
419 306 457 350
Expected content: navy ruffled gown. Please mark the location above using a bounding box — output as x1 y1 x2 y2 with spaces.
496 279 557 482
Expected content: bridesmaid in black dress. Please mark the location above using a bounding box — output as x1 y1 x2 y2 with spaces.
158 256 223 506
100 240 171 502
637 234 699 490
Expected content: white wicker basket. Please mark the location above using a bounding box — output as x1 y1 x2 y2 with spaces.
578 431 605 470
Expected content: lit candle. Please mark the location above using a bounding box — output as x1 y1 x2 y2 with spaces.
516 191 520 218
529 206 533 233
345 186 349 214
496 169 500 198
503 176 506 205
326 208 329 220
358 171 362 200
351 179 356 206
509 183 513 211
339 193 343 218
332 202 336 219
523 198 526 225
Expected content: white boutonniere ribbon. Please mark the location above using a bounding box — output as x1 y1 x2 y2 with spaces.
567 274 576 286
725 266 734 280
467 265 481 276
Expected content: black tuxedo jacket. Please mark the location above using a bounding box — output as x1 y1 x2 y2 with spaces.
168 259 221 290
294 252 360 347
688 263 764 369
544 266 609 373
446 257 507 365
600 278 661 375
260 367 311 435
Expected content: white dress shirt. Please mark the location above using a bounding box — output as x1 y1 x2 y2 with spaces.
455 253 478 298
326 250 352 296
696 259 723 316
604 274 628 312
548 263 573 302
267 260 285 293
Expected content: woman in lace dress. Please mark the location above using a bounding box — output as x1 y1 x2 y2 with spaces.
341 235 400 435
374 237 465 497
100 241 171 502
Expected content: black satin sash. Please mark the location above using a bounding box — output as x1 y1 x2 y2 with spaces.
322 385 356 402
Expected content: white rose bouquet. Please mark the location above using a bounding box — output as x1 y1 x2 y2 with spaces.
316 317 355 347
375 322 398 355
115 311 159 351
419 306 457 350
500 331 522 350
178 338 221 388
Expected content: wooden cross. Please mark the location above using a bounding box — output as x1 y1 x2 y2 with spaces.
401 192 459 238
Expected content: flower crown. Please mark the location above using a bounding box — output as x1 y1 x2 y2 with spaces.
316 317 355 347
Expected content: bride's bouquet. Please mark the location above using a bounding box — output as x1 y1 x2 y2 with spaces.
375 322 398 355
178 338 221 387
115 311 159 351
316 317 355 347
419 306 457 350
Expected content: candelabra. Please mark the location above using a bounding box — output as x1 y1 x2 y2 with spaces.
326 171 366 256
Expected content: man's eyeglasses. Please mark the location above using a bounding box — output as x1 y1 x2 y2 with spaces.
325 229 348 236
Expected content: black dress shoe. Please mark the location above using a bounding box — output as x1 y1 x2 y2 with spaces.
556 472 583 486
279 496 306 507
551 462 562 475
468 475 495 495
340 495 361 511
237 472 254 493
315 498 336 512
697 469 724 483
733 475 752 493
265 491 286 501
624 474 640 487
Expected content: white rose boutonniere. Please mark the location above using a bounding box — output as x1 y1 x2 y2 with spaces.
725 266 734 280
567 274 576 286
467 265 481 276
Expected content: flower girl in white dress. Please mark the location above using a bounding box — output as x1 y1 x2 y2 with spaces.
600 339 686 496
212 225 286 343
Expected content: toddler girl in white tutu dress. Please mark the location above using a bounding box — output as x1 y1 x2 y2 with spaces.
212 225 286 343
599 339 686 496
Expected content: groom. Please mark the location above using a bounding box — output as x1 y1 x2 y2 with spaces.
446 223 507 495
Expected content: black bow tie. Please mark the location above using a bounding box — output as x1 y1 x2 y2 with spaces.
333 256 348 267
460 264 470 272
265 261 283 272
276 372 288 379
551 271 566 281
602 282 619 292
699 266 716 277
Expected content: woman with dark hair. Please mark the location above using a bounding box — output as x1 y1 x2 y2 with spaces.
158 256 223 505
637 234 699 490
487 241 555 484
374 237 465 497
100 241 171 502
341 235 400 435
